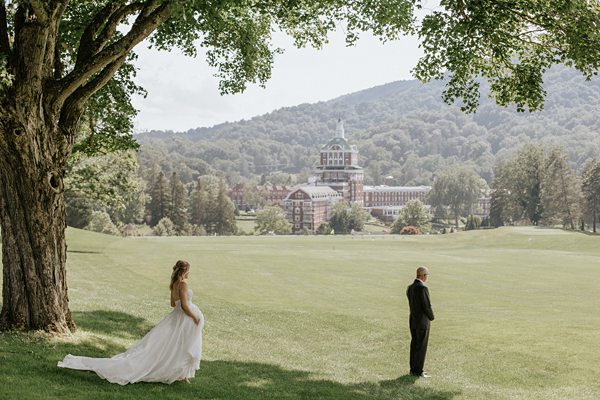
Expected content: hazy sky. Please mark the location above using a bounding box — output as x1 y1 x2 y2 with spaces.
131 30 422 133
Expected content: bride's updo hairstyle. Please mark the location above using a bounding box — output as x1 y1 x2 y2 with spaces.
170 260 190 290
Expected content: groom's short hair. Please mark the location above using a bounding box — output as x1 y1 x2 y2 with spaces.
416 266 430 276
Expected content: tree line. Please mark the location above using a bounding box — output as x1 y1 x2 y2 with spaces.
490 144 600 232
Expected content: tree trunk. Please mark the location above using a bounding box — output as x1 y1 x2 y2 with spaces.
0 115 75 333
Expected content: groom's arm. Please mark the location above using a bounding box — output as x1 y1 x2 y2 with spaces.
423 287 435 321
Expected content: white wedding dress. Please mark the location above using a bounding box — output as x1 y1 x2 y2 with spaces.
58 290 204 385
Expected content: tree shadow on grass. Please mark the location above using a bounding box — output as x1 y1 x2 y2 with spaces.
2 309 460 400
193 360 459 400
72 310 154 339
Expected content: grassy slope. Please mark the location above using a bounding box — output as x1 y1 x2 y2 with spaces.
1 227 599 400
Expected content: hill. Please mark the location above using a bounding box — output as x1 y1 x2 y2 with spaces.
136 66 600 185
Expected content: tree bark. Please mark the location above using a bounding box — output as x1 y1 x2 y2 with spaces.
0 3 75 333
0 117 74 333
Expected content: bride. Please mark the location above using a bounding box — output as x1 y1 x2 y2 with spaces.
58 260 204 385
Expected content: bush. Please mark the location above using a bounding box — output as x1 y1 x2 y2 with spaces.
464 215 482 231
190 224 207 236
316 222 332 235
85 211 120 235
153 217 176 236
480 216 491 228
400 226 421 235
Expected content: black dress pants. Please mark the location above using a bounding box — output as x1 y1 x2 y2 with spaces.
409 327 430 375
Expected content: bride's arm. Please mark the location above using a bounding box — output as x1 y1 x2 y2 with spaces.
170 291 176 307
179 282 200 325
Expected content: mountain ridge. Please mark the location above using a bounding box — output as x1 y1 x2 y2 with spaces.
136 66 600 186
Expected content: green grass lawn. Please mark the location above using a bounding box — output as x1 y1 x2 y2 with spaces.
1 227 599 399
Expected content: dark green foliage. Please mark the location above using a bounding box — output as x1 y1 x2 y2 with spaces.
581 159 600 232
464 215 481 231
329 202 368 234
329 202 351 234
189 175 237 235
153 217 176 236
168 172 190 234
414 0 600 113
148 171 171 226
213 180 237 235
427 166 483 228
348 203 369 232
541 147 581 229
316 222 332 235
65 151 146 228
489 187 507 227
390 199 430 234
84 211 120 236
255 206 291 235
491 143 588 228
492 143 553 226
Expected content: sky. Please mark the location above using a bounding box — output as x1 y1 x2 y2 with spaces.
131 30 423 133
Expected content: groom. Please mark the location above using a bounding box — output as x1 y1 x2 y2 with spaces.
406 266 435 378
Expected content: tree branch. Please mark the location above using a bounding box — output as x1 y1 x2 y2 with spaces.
74 54 128 107
0 2 10 57
29 0 48 24
56 1 172 105
60 53 128 133
76 1 121 67
89 2 146 62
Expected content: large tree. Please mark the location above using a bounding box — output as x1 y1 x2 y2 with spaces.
1 1 600 333
255 205 291 235
390 199 430 234
496 142 547 225
168 171 189 234
65 150 145 228
427 167 483 228
540 147 581 229
582 158 600 233
147 170 170 226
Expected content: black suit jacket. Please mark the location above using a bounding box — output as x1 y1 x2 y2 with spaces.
406 279 435 330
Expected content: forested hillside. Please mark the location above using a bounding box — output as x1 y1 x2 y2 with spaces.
136 66 600 186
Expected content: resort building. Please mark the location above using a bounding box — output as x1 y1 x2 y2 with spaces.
363 185 432 223
228 183 290 211
314 119 364 206
363 185 431 207
283 186 343 232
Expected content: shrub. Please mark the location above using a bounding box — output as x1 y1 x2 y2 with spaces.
316 222 332 235
400 226 421 235
465 215 482 231
153 217 176 236
85 211 120 236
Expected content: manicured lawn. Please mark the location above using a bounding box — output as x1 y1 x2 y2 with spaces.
1 227 599 399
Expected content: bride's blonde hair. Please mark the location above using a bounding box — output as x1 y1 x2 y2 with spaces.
170 260 190 290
